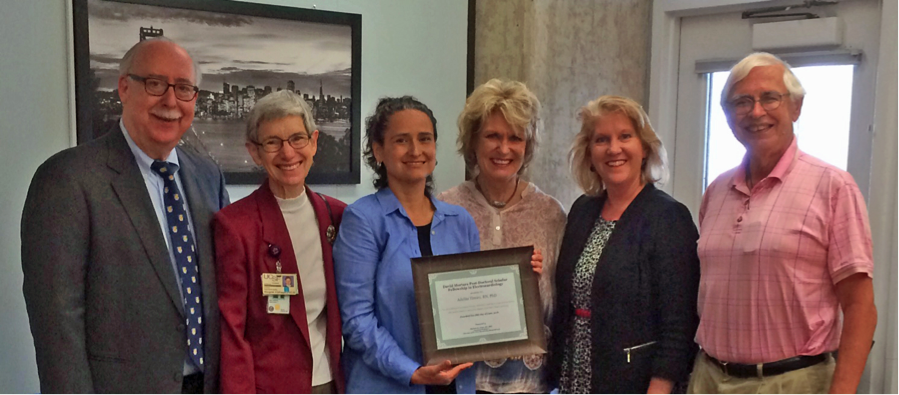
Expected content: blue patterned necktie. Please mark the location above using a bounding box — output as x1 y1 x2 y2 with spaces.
150 160 205 371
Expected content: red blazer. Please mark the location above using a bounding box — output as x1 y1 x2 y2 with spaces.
214 180 346 394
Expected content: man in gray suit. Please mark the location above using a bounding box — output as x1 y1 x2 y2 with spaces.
21 37 229 393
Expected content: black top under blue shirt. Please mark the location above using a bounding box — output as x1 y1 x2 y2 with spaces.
417 222 456 394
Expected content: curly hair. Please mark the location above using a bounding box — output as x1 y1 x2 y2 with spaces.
363 96 438 193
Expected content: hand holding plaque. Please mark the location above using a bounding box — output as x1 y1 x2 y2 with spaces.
410 360 474 385
411 246 547 366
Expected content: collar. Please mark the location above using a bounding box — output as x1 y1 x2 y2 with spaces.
730 136 798 190
120 119 180 174
274 187 309 213
374 187 457 222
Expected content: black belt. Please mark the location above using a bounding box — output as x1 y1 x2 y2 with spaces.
704 351 833 378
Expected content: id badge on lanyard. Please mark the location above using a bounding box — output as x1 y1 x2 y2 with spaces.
262 244 296 314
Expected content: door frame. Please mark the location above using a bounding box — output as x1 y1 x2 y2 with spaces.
647 1 897 393
648 0 795 196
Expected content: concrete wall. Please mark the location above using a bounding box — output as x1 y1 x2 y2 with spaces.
474 0 652 210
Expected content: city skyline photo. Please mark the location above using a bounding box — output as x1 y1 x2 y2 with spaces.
74 0 362 184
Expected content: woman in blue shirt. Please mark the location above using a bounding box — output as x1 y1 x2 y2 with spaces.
334 96 480 394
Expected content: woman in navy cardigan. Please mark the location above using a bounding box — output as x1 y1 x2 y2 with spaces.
549 96 700 393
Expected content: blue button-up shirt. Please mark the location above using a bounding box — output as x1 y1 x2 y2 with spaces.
121 121 199 375
334 188 480 393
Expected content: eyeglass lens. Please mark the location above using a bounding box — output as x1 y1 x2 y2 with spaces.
138 76 197 101
731 92 785 115
261 134 310 152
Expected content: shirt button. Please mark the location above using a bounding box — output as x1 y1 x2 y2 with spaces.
737 216 743 223
495 226 501 231
431 230 435 235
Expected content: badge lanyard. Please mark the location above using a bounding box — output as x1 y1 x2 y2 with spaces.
264 244 293 314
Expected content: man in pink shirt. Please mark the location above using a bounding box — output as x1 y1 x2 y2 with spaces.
688 52 877 394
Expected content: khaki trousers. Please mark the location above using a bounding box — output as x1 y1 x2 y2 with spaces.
687 351 835 394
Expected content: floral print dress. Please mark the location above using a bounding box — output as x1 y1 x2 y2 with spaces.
559 217 616 394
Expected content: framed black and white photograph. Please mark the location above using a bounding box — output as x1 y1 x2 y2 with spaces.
72 0 362 184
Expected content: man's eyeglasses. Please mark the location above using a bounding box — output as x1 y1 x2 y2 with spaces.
727 91 790 117
253 133 312 153
128 74 199 102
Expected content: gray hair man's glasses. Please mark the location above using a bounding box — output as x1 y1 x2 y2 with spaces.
128 74 199 102
253 133 312 153
727 91 791 117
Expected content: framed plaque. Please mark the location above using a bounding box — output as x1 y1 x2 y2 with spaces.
411 246 546 366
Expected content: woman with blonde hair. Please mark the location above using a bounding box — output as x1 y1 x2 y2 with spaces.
438 79 566 394
548 95 699 393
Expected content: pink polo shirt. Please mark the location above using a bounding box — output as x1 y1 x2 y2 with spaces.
695 137 873 364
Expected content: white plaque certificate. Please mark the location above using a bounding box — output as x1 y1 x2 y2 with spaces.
428 265 528 350
412 246 546 365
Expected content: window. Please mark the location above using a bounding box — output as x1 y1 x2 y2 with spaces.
704 65 855 189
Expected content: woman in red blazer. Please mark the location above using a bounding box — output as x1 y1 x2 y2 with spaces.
214 91 346 394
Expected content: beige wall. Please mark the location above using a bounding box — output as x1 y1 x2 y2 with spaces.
474 0 652 209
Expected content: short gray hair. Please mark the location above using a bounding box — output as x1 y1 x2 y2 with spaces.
721 52 805 108
246 90 317 143
119 37 202 86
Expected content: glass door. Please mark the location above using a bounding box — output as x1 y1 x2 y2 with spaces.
704 65 856 189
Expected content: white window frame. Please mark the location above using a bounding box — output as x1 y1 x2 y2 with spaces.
648 1 897 393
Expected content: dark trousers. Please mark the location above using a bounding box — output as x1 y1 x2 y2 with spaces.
427 381 457 394
181 373 204 394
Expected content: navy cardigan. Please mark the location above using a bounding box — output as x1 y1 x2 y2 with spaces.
548 184 700 393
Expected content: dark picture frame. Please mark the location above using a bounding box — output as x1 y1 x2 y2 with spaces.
72 0 362 184
411 246 547 366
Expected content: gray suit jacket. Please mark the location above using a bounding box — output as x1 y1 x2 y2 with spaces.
21 126 230 393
